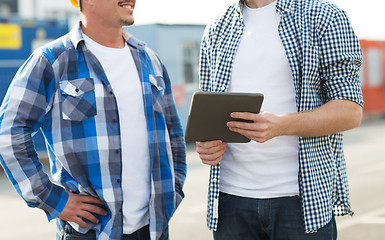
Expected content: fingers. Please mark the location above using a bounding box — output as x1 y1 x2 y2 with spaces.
80 195 105 205
227 112 264 130
201 155 223 166
228 119 269 143
71 212 99 228
196 140 224 149
82 201 108 217
230 112 258 121
228 111 282 143
196 141 227 166
198 145 226 160
79 210 100 225
196 141 226 157
59 191 108 228
73 217 89 228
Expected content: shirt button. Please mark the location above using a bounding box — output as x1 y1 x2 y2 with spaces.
75 88 79 93
115 150 120 154
109 90 113 94
213 178 218 183
113 119 117 123
117 179 121 183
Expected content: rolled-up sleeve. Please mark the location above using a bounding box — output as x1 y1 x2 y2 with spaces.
319 8 364 107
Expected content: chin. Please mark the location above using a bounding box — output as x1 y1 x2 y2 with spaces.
121 19 134 26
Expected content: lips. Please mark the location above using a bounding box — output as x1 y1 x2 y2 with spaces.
118 0 134 10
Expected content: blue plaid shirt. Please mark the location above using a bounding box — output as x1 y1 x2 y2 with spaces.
0 23 186 240
200 0 363 233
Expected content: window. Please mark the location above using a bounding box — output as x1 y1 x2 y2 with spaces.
181 42 199 85
0 0 17 13
368 48 383 86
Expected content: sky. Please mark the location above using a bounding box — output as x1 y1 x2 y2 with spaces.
133 0 385 40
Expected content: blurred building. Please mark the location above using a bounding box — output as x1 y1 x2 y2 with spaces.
126 25 385 125
0 0 70 153
0 0 384 155
0 0 17 17
0 0 80 26
360 40 385 115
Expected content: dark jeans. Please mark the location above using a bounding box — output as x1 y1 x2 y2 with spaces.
213 193 337 240
56 219 169 240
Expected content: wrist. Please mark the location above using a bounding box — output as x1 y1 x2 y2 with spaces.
279 113 299 136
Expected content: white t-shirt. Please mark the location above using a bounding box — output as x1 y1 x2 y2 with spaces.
83 34 150 234
220 1 300 198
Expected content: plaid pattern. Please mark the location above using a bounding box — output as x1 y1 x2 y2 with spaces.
200 0 363 233
0 23 186 240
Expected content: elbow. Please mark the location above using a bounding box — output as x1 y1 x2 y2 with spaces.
348 103 363 129
335 99 363 131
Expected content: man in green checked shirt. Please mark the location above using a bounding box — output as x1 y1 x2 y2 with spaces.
196 0 363 239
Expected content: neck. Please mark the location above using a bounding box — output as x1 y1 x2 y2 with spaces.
80 17 125 48
244 0 276 8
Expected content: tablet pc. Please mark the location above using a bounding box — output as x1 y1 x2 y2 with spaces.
185 92 264 143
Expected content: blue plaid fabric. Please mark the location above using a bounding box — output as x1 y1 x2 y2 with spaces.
0 23 186 240
200 0 363 233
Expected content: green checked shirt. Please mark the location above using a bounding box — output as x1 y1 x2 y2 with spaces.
199 0 363 233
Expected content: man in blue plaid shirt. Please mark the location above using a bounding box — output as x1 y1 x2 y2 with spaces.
196 0 363 239
0 0 186 239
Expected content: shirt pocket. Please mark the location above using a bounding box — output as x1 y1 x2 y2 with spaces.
149 74 165 114
59 78 97 121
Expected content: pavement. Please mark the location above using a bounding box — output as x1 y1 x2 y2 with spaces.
1 118 385 239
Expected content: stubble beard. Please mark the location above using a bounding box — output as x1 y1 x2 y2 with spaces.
120 18 134 26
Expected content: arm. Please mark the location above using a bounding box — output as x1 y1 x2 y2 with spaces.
196 27 229 166
229 7 364 143
198 99 362 165
0 53 70 220
228 99 362 143
197 6 364 164
0 52 106 226
162 64 187 199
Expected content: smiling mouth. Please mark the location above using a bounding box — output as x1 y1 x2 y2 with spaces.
118 1 134 10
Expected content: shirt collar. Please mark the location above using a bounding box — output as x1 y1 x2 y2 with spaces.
69 22 146 50
276 0 293 15
236 0 242 13
236 0 293 15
